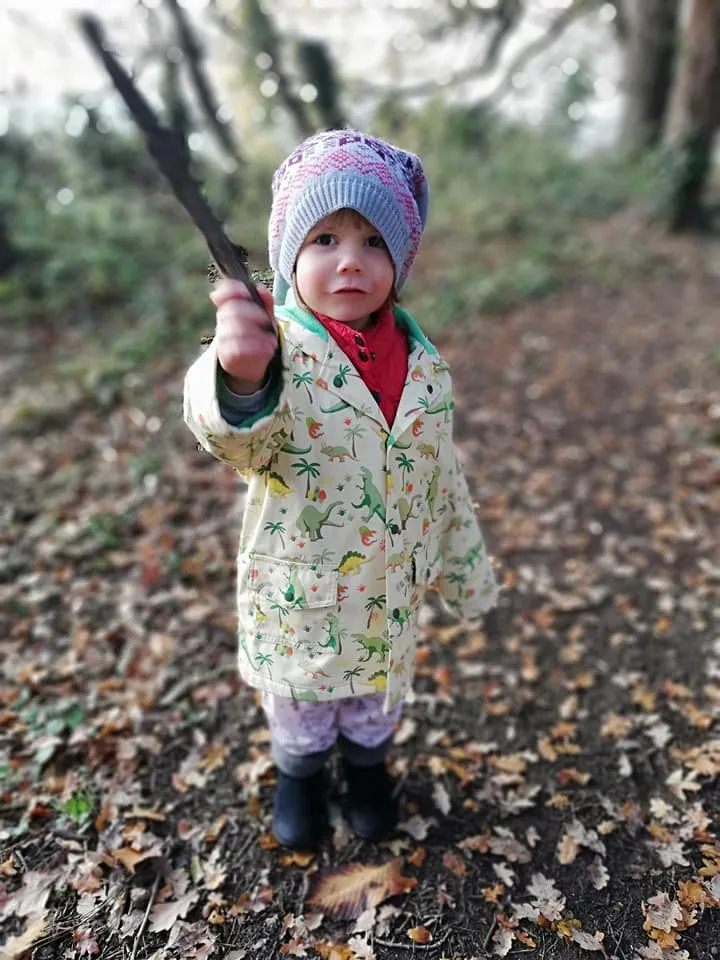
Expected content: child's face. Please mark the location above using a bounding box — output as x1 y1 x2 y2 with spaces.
294 210 394 329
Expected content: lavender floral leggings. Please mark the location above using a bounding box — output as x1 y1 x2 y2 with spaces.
262 693 403 777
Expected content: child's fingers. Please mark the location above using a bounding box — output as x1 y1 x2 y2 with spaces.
211 280 276 333
209 279 252 308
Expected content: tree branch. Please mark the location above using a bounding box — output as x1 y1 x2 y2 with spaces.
208 0 314 138
354 0 596 102
162 0 243 166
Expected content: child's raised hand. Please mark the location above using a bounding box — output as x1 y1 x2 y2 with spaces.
210 280 278 395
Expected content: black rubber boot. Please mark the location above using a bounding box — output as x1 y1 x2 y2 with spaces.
272 770 328 851
342 759 398 841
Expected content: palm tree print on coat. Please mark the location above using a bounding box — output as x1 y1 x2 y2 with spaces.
364 594 386 628
263 520 286 548
344 420 366 458
292 371 314 402
293 458 321 498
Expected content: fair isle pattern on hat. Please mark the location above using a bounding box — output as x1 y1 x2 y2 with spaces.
269 130 429 303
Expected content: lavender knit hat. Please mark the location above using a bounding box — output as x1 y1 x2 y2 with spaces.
269 130 429 304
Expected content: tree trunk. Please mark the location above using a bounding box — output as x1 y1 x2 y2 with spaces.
163 0 244 169
620 0 681 149
665 0 720 230
0 213 19 276
242 0 315 138
296 40 345 130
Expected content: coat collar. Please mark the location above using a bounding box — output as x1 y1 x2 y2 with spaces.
277 290 450 441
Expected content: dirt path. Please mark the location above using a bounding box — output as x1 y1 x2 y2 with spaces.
2 239 719 959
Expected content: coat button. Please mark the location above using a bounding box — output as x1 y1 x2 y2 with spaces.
358 350 368 362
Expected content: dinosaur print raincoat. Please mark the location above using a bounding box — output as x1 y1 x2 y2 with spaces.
184 292 497 711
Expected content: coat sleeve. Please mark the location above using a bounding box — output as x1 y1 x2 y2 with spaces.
432 445 498 620
183 337 294 474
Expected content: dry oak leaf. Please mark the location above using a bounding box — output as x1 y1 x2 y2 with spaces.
556 767 591 786
643 893 683 932
491 926 515 957
483 883 506 903
313 941 356 960
408 847 426 868
72 927 101 957
0 856 18 876
569 928 606 953
556 832 579 865
2 914 47 960
306 859 416 919
587 857 610 891
281 851 316 868
149 891 200 932
407 926 432 943
109 844 163 873
527 872 566 922
677 880 718 909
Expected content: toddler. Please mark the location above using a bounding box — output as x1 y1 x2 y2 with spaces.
184 130 497 849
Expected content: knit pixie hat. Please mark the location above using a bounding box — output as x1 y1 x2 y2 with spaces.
268 130 429 304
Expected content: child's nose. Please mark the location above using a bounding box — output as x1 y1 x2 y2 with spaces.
337 243 363 271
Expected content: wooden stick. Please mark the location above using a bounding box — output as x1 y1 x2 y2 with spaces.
76 14 266 312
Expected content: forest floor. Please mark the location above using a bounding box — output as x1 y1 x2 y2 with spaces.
2 220 719 959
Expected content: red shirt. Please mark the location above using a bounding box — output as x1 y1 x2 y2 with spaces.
313 305 409 427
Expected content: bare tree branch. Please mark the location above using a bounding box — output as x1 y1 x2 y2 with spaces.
208 0 314 138
611 0 631 42
162 0 243 167
353 0 596 102
77 14 263 309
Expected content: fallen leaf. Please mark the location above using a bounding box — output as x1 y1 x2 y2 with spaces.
258 834 280 850
491 925 515 956
2 914 47 960
347 934 375 959
526 873 566 922
556 832 579 865
149 891 200 932
281 851 316 868
587 857 610 891
306 860 416 919
397 814 433 841
394 717 417 745
643 892 683 932
408 847 426 868
109 845 162 874
556 767 591 786
72 927 101 956
482 883 505 903
570 928 606 953
493 862 516 887
313 942 355 960
280 937 309 957
407 926 432 943
2 869 60 918
432 781 451 815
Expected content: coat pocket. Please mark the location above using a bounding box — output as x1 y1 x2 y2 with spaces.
248 554 338 651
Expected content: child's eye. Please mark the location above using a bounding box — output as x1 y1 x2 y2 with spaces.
367 235 386 249
313 233 335 246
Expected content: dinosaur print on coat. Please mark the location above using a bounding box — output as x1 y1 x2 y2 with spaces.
296 502 343 540
353 467 386 525
184 289 497 711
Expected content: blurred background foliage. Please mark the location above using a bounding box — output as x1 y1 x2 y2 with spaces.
1 0 719 389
